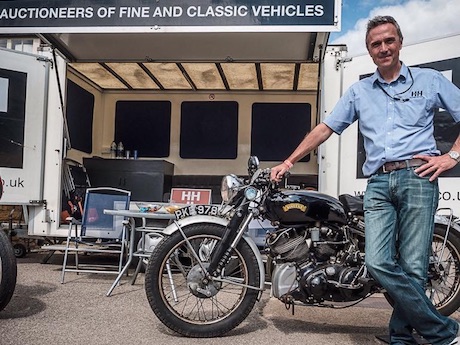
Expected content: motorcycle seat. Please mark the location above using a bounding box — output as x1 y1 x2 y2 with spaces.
339 194 364 216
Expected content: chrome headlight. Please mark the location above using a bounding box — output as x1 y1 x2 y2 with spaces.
221 174 243 203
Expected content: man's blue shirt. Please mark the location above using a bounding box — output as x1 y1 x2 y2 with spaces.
324 63 460 176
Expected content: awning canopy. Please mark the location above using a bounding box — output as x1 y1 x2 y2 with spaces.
1 0 339 91
45 31 327 91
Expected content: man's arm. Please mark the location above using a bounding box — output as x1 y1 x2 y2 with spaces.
414 132 460 181
271 123 334 181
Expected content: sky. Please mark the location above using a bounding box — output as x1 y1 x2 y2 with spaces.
329 0 460 57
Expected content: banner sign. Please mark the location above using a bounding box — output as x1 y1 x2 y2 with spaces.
0 0 339 33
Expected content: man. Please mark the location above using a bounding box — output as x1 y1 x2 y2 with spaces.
271 16 460 345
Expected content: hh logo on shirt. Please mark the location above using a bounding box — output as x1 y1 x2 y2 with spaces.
411 90 423 97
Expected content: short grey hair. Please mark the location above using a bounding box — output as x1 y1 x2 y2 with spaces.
365 15 403 46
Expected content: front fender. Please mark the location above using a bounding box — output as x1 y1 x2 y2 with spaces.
162 215 229 235
163 215 266 298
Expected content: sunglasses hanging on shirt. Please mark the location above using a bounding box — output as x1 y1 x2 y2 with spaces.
376 68 414 102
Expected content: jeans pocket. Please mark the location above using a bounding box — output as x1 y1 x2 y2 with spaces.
410 167 435 181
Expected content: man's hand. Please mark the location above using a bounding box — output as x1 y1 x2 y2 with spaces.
271 163 290 182
413 154 458 181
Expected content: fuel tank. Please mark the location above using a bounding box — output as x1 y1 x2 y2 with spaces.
265 190 348 225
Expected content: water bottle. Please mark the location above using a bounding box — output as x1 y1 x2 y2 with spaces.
110 141 117 159
117 141 124 158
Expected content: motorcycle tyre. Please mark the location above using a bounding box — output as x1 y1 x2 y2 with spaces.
384 224 460 316
144 223 261 338
0 230 17 311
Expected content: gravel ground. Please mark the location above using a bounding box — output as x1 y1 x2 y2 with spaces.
1 251 458 345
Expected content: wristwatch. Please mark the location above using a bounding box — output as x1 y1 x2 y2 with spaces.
448 150 460 163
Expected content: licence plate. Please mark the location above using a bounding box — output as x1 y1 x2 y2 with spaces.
174 204 220 220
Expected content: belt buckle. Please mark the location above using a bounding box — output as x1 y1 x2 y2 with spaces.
382 163 390 173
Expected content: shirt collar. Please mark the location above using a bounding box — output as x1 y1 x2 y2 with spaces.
371 62 409 85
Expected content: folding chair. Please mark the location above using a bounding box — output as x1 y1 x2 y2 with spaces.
61 187 131 284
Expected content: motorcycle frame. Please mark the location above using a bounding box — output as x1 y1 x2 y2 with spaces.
162 214 266 299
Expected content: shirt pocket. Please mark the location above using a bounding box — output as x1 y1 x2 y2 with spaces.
399 96 429 127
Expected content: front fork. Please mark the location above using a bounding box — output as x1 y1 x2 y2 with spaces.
207 204 254 277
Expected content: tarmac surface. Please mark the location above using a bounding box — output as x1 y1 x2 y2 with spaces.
1 251 459 345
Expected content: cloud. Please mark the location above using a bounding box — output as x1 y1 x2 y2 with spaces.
331 0 460 57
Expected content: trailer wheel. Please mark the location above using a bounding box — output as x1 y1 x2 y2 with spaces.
13 243 27 258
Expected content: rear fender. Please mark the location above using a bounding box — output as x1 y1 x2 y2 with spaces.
162 215 265 297
435 214 460 233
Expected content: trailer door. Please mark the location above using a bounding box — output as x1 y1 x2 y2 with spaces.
0 48 50 205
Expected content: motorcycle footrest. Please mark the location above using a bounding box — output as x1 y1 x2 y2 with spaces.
357 277 375 285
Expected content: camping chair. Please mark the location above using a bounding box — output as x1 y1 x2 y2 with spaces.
60 187 131 284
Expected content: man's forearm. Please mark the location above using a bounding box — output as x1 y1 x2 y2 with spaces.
286 123 334 165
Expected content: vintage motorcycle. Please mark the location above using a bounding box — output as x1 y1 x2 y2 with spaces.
0 175 17 311
144 156 460 337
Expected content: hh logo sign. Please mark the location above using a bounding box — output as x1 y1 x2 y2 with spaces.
170 188 212 205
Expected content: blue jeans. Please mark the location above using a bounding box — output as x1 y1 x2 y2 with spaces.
364 168 458 345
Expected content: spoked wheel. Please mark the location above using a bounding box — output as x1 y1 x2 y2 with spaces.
426 224 460 316
144 223 260 337
383 224 460 315
0 230 17 311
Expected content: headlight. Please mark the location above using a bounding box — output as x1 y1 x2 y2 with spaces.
221 174 243 203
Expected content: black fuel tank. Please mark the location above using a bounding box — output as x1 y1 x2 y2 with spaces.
265 190 348 225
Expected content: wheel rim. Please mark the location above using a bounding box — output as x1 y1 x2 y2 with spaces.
158 234 249 325
427 233 460 309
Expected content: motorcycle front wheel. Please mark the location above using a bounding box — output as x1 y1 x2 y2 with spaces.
0 229 17 311
144 223 261 337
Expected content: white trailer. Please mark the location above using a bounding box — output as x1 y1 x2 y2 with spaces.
0 0 340 238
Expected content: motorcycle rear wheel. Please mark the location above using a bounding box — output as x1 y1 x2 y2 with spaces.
0 229 17 311
426 224 460 316
384 224 460 316
145 223 261 337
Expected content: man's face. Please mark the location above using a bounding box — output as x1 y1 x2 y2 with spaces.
366 23 402 71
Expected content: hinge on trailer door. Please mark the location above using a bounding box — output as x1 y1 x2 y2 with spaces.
335 57 352 71
29 200 53 224
36 56 53 67
29 200 46 205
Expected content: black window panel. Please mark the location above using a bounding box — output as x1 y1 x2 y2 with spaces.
180 101 238 159
0 68 27 168
115 101 171 158
66 80 94 154
251 103 312 162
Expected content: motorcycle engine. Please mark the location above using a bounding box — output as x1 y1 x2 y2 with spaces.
269 226 373 303
266 226 339 263
266 227 310 262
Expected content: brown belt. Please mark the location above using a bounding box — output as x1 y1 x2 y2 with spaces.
377 158 426 174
